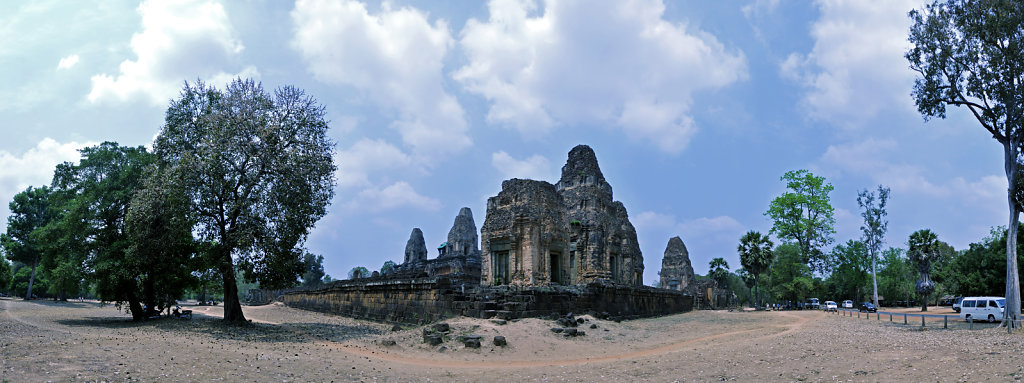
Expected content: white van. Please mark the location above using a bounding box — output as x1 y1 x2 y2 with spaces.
959 296 1005 323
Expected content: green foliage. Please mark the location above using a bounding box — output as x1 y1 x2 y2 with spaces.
708 258 730 287
348 266 370 279
947 226 1024 297
877 248 915 305
124 163 200 312
907 0 1024 322
301 252 327 287
11 263 48 299
823 240 870 302
1 186 53 299
767 243 814 303
765 170 836 273
0 256 11 293
37 143 165 312
380 260 397 276
738 230 773 306
857 185 890 305
155 79 336 322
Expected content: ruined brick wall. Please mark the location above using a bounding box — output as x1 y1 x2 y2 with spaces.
283 277 693 325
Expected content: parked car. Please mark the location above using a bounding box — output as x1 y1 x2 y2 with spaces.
842 300 854 309
952 296 963 313
806 298 820 310
859 302 877 313
959 296 1005 323
824 301 838 312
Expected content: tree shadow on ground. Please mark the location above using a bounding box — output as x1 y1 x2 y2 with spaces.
54 315 385 345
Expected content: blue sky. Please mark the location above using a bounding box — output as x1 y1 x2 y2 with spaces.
0 0 1007 285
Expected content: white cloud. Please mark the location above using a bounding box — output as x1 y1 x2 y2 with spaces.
742 0 780 19
633 211 747 274
454 0 746 154
633 212 746 247
88 0 256 105
337 139 414 189
819 139 1005 223
346 182 441 213
783 0 921 127
57 54 79 70
291 0 469 159
0 138 97 233
491 151 553 181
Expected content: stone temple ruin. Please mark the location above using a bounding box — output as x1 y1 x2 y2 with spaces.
393 207 482 281
481 145 644 286
658 236 697 294
281 145 698 324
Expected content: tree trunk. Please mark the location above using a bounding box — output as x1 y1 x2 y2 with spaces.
217 250 247 324
871 251 879 307
127 289 145 321
921 294 928 312
25 255 38 300
1003 142 1022 330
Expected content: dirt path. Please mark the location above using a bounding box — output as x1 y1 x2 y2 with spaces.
194 304 817 369
7 299 1024 382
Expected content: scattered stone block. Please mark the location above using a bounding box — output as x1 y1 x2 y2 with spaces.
382 339 396 346
391 324 402 332
550 327 563 333
493 336 507 346
489 319 507 325
590 324 597 329
425 334 443 346
562 328 578 337
433 323 450 333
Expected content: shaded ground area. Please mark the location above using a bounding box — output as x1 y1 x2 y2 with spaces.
2 297 1023 382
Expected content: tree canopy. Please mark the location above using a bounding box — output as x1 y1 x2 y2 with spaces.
907 0 1024 327
154 78 336 323
765 170 836 273
738 230 773 307
1 186 53 299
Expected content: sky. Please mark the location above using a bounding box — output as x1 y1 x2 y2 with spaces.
0 0 1009 285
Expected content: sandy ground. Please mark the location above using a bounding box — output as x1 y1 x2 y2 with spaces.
2 298 1024 382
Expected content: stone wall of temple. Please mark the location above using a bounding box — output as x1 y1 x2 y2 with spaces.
283 277 693 325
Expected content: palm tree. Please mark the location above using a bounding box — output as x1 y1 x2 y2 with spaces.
738 231 774 308
908 229 940 312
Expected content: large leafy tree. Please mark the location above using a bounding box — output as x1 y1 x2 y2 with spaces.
824 240 871 303
124 165 200 316
948 225 1024 297
301 252 326 287
857 185 890 307
155 79 336 323
907 0 1024 327
768 243 815 303
765 170 836 273
738 231 774 308
1 186 53 299
878 247 915 306
40 143 164 315
908 229 942 311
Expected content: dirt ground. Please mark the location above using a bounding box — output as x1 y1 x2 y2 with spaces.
2 298 1023 382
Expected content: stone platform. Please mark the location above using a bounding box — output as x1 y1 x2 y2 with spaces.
282 276 693 325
